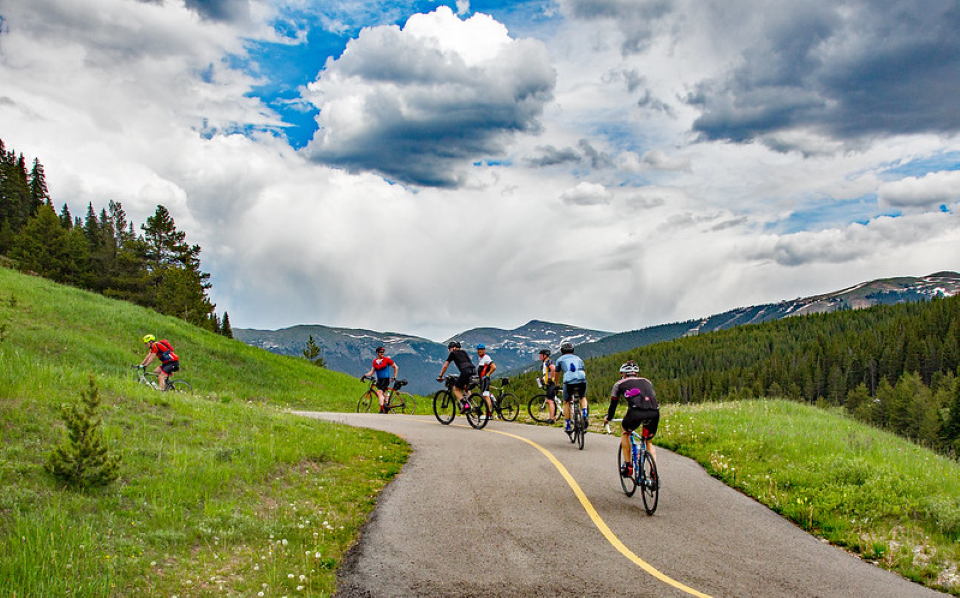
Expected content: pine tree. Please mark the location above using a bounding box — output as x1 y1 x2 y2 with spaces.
221 312 234 338
302 334 327 368
47 377 121 488
29 158 49 213
11 204 70 280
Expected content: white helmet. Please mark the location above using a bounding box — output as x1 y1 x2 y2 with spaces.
619 361 639 375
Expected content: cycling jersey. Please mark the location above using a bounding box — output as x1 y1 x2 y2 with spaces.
555 353 586 384
372 356 396 379
477 354 494 378
445 349 475 374
610 377 658 410
151 339 178 364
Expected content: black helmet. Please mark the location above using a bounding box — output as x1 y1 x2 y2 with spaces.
539 348 551 357
560 341 574 354
448 341 461 349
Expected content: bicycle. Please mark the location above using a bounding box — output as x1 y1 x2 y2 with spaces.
565 387 587 450
486 378 520 421
357 376 417 414
607 419 659 515
132 364 193 393
527 389 562 423
433 375 490 429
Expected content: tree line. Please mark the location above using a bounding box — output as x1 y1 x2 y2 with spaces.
572 294 960 455
0 137 232 336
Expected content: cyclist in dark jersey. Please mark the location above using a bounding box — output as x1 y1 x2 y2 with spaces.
604 360 659 478
437 341 476 414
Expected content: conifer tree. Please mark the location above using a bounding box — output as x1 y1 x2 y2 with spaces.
11 204 70 280
302 334 327 368
221 312 233 338
29 158 49 212
47 377 121 488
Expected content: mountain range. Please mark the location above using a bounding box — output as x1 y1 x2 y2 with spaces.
234 271 960 395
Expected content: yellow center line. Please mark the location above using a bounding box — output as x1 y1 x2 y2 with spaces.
487 426 711 598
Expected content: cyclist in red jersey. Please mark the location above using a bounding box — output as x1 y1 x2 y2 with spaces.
364 346 398 413
140 334 180 391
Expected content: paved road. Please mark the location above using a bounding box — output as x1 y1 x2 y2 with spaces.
295 413 945 597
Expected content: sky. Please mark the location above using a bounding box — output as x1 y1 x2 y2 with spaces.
1 0 959 341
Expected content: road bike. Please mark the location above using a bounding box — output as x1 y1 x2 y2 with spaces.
487 378 520 421
357 376 417 414
433 375 491 429
132 364 193 393
527 389 562 423
608 419 659 515
565 386 587 450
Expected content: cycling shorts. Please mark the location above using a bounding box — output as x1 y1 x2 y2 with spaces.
376 377 391 391
563 382 586 402
544 381 558 400
623 407 659 439
161 360 180 374
455 368 476 391
479 376 491 396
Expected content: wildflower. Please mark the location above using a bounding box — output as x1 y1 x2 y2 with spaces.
281 539 288 546
288 573 295 579
299 575 306 582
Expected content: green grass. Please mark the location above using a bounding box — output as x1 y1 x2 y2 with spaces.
0 266 409 596
657 399 960 594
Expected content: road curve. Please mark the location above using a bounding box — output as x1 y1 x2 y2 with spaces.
295 412 945 598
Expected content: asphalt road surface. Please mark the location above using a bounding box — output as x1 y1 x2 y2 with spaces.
294 412 946 597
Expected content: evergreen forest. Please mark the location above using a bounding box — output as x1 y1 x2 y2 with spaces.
0 136 231 335
570 294 960 455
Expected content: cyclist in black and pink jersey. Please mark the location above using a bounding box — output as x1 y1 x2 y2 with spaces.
437 341 476 414
475 344 497 421
363 346 398 413
604 360 660 479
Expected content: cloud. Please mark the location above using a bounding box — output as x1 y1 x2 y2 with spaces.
563 0 676 55
878 170 960 211
183 0 250 23
688 0 960 146
302 7 555 187
560 181 611 205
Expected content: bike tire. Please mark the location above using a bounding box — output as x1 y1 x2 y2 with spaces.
575 410 585 450
618 444 638 497
465 394 491 430
357 390 375 413
393 392 417 415
499 393 520 421
167 380 193 394
640 454 659 515
433 390 456 425
527 395 555 423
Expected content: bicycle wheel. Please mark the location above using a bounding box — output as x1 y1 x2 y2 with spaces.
167 380 193 394
465 394 491 430
433 390 456 425
357 390 375 413
393 392 417 415
618 443 638 497
527 395 555 423
640 454 659 515
575 409 585 450
499 393 520 421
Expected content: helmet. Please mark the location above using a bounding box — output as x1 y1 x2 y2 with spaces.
476 343 486 350
539 348 551 357
448 341 461 349
560 341 574 354
142 334 156 344
619 361 640 375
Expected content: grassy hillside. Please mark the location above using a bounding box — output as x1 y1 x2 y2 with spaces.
0 266 408 596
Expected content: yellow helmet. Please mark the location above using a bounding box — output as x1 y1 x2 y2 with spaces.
142 334 156 344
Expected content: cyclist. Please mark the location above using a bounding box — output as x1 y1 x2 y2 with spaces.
603 360 659 479
475 344 497 420
538 348 558 423
140 334 180 391
363 346 398 413
554 341 588 436
437 340 476 414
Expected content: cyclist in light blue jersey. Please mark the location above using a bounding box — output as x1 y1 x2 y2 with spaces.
553 341 589 435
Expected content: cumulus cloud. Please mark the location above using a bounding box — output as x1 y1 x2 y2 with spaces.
560 181 611 205
302 7 555 187
878 170 960 211
563 0 675 55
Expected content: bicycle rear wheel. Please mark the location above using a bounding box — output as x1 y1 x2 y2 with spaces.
499 393 520 421
433 390 456 425
357 390 375 413
465 394 490 430
393 392 417 415
618 444 638 497
640 454 659 515
167 380 192 394
527 395 555 423
575 409 585 450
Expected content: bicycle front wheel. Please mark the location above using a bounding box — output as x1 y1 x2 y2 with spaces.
527 395 555 423
465 394 491 430
433 390 456 425
499 393 520 421
618 444 638 497
393 392 417 415
167 380 193 394
640 454 659 515
357 390 375 413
